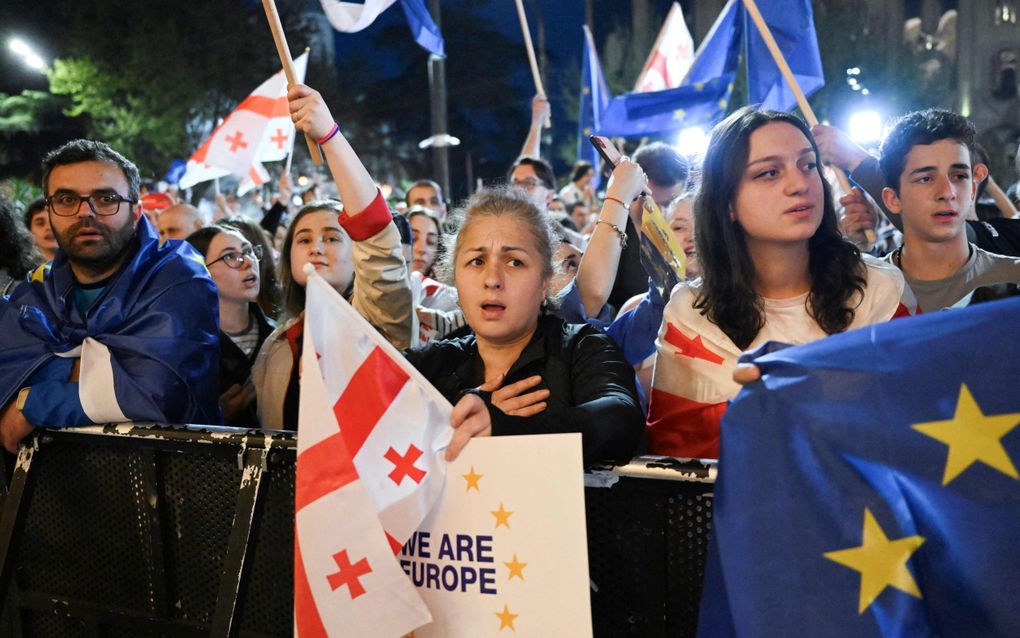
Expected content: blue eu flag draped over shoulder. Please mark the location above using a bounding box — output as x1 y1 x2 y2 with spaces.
698 298 1020 637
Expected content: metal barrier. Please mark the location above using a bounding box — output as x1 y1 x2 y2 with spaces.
0 425 714 637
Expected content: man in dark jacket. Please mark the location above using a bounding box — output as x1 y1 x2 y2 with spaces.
0 140 221 452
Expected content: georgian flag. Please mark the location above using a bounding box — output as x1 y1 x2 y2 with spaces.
296 268 454 635
633 2 695 93
178 52 308 192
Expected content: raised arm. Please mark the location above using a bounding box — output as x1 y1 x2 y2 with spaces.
518 94 551 160
288 83 377 213
575 159 647 317
288 83 415 350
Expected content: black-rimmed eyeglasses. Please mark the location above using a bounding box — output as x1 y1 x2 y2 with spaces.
206 245 263 269
46 191 138 217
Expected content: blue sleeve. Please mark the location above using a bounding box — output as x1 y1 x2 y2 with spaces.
551 279 614 330
22 380 92 427
605 280 666 366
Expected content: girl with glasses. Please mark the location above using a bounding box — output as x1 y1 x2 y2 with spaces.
186 226 275 427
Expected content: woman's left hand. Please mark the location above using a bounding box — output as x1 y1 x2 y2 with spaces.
446 393 492 462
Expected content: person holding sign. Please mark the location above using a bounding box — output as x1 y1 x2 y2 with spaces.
405 187 644 465
646 108 907 460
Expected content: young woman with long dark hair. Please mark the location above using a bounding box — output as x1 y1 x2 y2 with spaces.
646 107 906 459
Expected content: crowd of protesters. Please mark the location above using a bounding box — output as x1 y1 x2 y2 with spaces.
2 82 1019 463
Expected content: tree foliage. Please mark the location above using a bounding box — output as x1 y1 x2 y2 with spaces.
39 0 313 179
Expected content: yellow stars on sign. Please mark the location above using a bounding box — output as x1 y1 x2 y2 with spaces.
491 502 513 529
693 81 705 91
717 98 728 109
463 466 482 492
672 108 686 120
504 553 527 581
824 509 926 614
582 86 591 95
495 603 518 631
912 383 1020 485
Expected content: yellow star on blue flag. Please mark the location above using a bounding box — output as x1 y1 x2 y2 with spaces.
824 509 925 613
913 383 1020 485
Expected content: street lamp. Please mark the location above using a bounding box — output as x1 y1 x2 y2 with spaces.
7 36 47 72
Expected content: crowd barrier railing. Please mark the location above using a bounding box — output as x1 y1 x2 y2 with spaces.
0 424 715 637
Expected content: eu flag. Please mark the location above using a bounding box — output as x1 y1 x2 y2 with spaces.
577 25 610 189
597 0 740 138
699 298 1020 637
744 0 823 111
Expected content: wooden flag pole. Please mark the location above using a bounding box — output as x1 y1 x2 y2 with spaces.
262 0 323 166
514 0 551 128
741 0 876 244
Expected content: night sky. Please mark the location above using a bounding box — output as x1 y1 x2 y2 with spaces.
1 0 658 189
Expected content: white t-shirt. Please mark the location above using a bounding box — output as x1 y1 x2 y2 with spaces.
647 256 905 455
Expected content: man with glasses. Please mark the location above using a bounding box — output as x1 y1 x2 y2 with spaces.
509 157 557 210
0 139 221 452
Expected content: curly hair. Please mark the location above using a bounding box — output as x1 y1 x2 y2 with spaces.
1 195 41 280
879 109 977 192
692 107 866 350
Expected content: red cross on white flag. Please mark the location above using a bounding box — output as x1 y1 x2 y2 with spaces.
178 52 308 192
295 268 453 636
633 2 695 93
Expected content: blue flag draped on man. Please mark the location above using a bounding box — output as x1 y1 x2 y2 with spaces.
698 297 1020 637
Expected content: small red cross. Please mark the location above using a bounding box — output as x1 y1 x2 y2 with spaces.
327 549 372 599
384 444 427 486
271 128 289 150
225 131 248 153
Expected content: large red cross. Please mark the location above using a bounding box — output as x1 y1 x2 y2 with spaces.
225 131 248 153
384 444 426 486
271 128 289 150
327 549 372 599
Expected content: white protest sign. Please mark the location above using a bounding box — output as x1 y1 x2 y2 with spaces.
401 433 592 637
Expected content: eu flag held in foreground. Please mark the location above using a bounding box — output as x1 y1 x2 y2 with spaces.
699 297 1020 637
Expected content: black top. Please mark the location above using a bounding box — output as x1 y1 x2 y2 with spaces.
405 314 644 465
219 303 275 427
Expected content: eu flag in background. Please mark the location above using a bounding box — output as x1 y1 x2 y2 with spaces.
744 0 823 111
585 0 824 140
699 297 1020 637
577 25 610 189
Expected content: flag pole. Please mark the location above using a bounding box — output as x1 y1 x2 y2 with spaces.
262 0 324 166
741 0 876 244
514 0 551 128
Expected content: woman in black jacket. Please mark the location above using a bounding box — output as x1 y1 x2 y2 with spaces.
405 187 643 465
